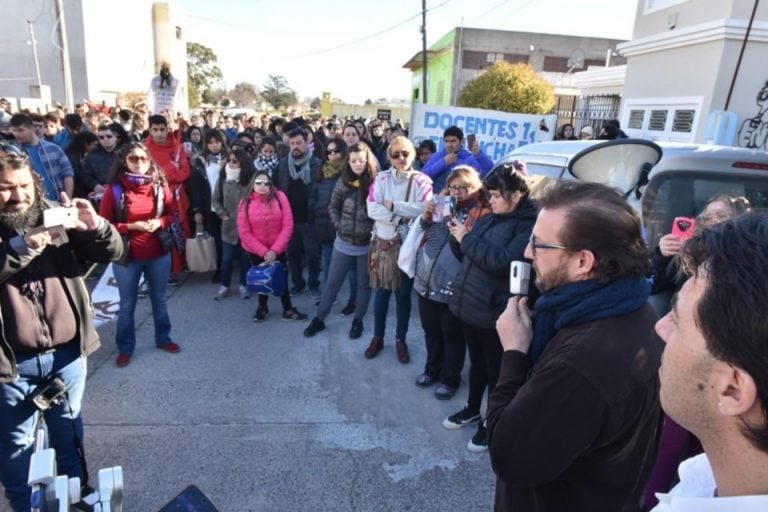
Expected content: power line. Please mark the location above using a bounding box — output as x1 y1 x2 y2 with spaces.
284 0 452 59
468 0 535 24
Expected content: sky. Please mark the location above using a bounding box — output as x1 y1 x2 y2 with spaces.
182 0 638 104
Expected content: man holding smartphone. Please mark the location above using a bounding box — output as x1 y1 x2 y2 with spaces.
421 126 494 192
0 144 123 511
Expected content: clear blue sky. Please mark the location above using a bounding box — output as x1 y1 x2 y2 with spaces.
182 0 637 104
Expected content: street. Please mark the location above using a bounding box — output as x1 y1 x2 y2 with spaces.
76 271 494 511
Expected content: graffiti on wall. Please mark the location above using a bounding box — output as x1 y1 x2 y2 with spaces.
738 81 768 150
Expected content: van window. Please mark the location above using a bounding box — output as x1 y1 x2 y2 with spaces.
642 172 768 248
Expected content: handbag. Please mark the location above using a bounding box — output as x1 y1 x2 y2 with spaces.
246 261 287 296
186 223 217 273
169 211 186 255
397 218 425 279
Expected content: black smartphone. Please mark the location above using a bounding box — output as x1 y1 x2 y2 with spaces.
467 133 476 147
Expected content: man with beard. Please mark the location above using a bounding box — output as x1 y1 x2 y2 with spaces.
274 128 322 298
0 144 123 511
488 181 664 511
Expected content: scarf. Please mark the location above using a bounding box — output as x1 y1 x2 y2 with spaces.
125 171 154 186
254 153 279 175
225 164 240 182
322 158 345 179
288 151 312 185
529 276 651 363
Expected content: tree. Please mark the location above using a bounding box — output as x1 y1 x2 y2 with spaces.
458 62 555 114
310 96 322 109
186 42 223 108
261 75 297 111
364 98 373 105
230 82 260 107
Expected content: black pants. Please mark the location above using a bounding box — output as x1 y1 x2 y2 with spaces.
248 252 293 312
418 295 465 388
463 322 503 415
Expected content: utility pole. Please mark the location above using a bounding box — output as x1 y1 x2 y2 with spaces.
421 0 428 104
54 0 74 109
26 20 43 89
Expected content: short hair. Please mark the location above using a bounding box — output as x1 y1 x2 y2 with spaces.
445 165 485 200
418 139 437 153
10 113 33 128
64 113 83 130
148 114 167 127
260 136 277 149
537 181 650 283
30 113 44 124
43 113 59 124
287 127 307 141
683 212 768 452
118 109 132 123
387 135 415 157
444 126 464 140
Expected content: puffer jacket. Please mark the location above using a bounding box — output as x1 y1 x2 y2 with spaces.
238 190 294 258
312 175 339 244
328 179 374 246
449 197 538 329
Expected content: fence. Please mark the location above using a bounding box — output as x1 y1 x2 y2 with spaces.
552 94 621 135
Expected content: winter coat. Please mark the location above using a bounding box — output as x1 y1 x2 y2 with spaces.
422 148 494 193
311 174 339 244
212 177 250 245
81 146 119 193
238 190 293 258
328 180 374 246
367 168 433 241
448 197 538 329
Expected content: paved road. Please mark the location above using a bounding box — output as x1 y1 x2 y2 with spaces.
41 271 495 511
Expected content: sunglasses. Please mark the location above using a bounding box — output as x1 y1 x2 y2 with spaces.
253 180 270 186
390 151 410 160
98 134 114 140
528 234 568 257
126 154 149 164
326 148 340 155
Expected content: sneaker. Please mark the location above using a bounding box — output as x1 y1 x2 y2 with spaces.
442 407 481 430
340 300 356 316
214 285 231 301
137 280 149 298
467 423 488 453
304 317 326 337
395 338 410 364
168 275 179 287
253 305 269 322
157 341 181 354
309 286 322 299
434 383 457 400
349 318 364 339
282 308 308 321
116 353 131 367
289 284 306 296
238 285 250 299
364 336 384 359
415 373 435 387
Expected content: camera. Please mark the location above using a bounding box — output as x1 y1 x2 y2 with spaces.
29 377 67 411
509 261 531 296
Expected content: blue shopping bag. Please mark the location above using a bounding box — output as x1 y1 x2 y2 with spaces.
246 261 287 296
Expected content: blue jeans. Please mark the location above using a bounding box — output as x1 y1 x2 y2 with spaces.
321 242 357 302
112 253 173 354
0 342 86 511
316 249 371 322
373 272 414 340
220 241 249 288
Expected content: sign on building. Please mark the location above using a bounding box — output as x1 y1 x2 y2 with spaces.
377 109 392 121
411 104 556 161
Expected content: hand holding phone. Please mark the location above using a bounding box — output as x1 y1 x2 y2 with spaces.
43 206 78 229
467 133 477 152
671 217 696 241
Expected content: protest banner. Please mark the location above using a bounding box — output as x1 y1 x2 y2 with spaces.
410 104 556 161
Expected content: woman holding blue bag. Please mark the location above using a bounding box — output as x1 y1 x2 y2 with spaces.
238 170 307 322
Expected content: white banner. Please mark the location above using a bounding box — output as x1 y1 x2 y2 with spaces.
411 104 556 162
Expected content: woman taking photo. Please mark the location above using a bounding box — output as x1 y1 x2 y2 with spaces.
442 163 537 452
304 142 379 339
100 142 180 367
365 136 432 363
211 149 256 300
238 170 307 322
414 166 490 400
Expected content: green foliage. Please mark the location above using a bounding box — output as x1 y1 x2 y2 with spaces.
458 62 555 115
261 75 297 110
186 42 223 107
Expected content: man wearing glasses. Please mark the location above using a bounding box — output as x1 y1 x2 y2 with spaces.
81 123 123 199
488 181 663 511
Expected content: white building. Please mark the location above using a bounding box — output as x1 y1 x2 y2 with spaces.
0 0 188 112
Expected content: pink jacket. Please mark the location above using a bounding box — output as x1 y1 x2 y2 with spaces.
238 190 294 257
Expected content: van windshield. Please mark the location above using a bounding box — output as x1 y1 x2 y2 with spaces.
642 172 768 249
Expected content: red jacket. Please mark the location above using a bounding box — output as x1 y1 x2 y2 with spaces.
100 177 176 261
238 190 293 257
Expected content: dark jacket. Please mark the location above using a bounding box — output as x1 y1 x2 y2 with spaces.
311 174 339 244
187 154 222 232
274 155 322 223
0 202 124 382
487 303 664 512
413 217 460 305
448 197 537 329
328 180 374 246
650 247 683 294
81 146 119 193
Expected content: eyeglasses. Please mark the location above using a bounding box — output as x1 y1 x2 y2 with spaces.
390 151 410 160
98 134 114 140
528 234 568 257
448 185 468 193
326 148 340 155
126 154 149 164
253 180 270 187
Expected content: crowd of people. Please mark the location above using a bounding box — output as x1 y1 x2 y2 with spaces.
1 98 768 512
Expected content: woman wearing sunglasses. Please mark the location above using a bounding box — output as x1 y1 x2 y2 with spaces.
441 163 537 452
365 136 433 364
238 171 307 322
100 142 180 367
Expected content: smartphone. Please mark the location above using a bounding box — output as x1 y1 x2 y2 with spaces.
671 216 696 240
43 206 78 229
467 133 476 148
432 196 446 222
444 196 456 217
509 261 531 296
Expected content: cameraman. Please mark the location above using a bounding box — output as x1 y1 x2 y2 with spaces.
0 144 123 511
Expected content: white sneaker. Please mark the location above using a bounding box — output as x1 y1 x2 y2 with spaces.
214 286 231 300
238 285 250 300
